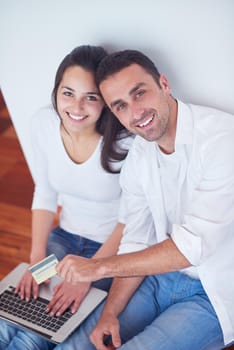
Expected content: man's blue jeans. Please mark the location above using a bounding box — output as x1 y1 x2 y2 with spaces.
54 271 227 350
0 226 111 350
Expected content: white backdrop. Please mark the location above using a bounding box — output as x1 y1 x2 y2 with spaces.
0 0 233 178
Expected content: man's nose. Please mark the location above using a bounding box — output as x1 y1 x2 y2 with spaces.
131 105 145 121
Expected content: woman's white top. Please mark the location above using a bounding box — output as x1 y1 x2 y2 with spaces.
31 106 132 243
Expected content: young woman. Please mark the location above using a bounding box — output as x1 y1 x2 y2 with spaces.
0 45 132 350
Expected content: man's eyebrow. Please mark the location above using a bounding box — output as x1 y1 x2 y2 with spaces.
110 99 122 109
110 82 146 109
129 82 146 96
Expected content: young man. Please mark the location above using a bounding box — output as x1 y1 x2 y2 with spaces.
55 50 234 350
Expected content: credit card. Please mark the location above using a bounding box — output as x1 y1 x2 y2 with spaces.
29 254 58 284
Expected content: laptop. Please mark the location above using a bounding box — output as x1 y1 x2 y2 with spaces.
0 263 107 343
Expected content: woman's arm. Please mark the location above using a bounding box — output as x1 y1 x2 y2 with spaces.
16 209 55 300
92 222 125 259
30 209 56 263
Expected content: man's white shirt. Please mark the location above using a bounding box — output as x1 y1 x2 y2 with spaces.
118 100 234 345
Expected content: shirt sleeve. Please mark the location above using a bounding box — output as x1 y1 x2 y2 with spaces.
171 129 234 266
30 109 58 212
117 140 157 255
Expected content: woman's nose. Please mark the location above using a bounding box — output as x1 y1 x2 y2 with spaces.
72 97 85 113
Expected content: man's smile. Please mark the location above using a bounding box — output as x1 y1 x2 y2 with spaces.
137 114 155 128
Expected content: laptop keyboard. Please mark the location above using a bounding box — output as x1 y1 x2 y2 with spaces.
0 286 73 332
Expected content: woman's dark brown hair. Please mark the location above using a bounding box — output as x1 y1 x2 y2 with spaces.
52 45 130 173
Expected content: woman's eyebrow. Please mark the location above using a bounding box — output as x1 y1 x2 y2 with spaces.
84 91 101 96
61 86 101 95
61 86 75 92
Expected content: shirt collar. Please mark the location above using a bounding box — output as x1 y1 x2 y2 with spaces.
175 100 194 145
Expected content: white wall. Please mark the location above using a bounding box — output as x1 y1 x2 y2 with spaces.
0 0 233 178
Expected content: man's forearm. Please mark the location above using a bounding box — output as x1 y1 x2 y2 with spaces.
56 238 191 284
97 238 191 279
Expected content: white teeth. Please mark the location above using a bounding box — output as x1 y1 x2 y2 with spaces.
69 113 86 120
138 115 154 128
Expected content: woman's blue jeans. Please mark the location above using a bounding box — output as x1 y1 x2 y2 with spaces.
54 272 229 350
46 226 102 260
0 226 111 350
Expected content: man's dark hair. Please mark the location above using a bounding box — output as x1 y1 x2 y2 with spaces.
96 49 161 87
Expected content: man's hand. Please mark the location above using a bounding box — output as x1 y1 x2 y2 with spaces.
45 280 91 316
90 312 121 350
56 255 103 284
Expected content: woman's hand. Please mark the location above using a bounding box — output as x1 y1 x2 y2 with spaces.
15 268 40 301
45 280 91 316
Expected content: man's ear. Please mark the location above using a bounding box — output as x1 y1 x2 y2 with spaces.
159 74 171 93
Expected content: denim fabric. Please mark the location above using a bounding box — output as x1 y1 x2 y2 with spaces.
55 272 226 350
47 227 112 291
46 226 102 260
0 227 111 350
0 321 55 350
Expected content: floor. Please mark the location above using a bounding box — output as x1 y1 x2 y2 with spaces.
0 90 33 280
